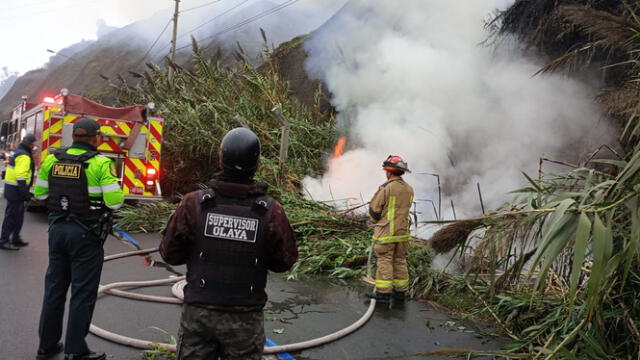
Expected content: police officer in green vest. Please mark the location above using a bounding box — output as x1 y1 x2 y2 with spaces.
34 118 124 360
0 133 37 250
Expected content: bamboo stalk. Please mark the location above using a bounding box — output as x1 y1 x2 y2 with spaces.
543 318 588 360
477 183 486 215
233 114 249 128
340 202 370 215
420 208 556 224
420 191 640 225
620 303 640 343
464 280 520 340
533 333 556 360
450 199 457 220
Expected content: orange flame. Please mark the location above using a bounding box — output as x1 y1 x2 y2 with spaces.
332 137 347 158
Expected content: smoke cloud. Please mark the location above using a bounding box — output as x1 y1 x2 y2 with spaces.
302 0 615 224
127 0 348 61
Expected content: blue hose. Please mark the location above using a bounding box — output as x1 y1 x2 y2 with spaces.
265 338 296 360
113 226 140 247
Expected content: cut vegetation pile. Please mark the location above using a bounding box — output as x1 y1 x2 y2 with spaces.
112 43 333 196
112 42 433 291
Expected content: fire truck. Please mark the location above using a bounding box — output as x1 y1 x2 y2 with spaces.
2 89 163 201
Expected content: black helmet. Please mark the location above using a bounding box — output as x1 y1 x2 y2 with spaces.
220 128 261 175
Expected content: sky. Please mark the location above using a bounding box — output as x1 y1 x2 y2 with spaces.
0 0 244 74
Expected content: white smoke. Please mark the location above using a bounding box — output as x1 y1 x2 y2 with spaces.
127 0 348 61
96 19 118 39
302 0 615 224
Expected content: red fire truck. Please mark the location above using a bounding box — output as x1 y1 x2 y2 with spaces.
2 89 163 200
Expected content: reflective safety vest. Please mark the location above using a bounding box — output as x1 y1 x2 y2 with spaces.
4 146 33 187
369 176 414 243
184 188 272 307
34 144 124 213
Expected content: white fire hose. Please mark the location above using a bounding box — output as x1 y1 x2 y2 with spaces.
91 248 377 355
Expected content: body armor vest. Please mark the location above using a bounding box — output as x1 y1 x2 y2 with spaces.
47 150 99 214
184 188 272 307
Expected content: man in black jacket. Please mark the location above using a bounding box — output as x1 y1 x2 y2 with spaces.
160 128 298 360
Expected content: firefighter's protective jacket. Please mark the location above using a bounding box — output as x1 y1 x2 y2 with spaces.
369 175 414 243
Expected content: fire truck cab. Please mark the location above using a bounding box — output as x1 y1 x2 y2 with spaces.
2 90 163 201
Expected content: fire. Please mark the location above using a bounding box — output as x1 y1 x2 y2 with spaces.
332 137 347 158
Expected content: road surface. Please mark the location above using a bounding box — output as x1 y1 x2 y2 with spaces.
0 198 505 359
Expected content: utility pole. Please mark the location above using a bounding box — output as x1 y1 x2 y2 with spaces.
272 106 290 182
170 0 181 68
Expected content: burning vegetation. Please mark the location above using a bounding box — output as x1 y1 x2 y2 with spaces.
109 1 640 358
331 136 347 158
419 1 640 358
110 44 431 287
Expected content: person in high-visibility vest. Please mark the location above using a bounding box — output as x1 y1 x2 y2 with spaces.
0 134 37 250
34 118 123 360
366 155 414 303
1 143 15 180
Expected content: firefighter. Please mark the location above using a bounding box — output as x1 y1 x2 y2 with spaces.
160 127 298 360
0 134 37 250
34 118 123 360
366 155 414 303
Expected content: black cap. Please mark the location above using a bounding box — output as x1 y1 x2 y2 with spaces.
73 117 102 136
22 133 37 145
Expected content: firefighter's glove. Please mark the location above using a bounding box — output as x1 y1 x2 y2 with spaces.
369 208 382 222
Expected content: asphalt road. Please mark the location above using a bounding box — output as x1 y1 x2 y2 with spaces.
0 198 506 360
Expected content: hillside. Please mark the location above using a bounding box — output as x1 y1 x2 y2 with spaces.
0 1 344 117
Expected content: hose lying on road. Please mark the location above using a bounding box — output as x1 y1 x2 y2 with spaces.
91 248 377 355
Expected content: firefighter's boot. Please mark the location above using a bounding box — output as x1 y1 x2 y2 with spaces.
393 290 406 302
365 292 391 303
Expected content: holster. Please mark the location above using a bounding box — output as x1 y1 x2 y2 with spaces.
96 211 114 244
65 211 113 245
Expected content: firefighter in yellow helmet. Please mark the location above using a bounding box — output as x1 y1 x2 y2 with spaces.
366 155 414 303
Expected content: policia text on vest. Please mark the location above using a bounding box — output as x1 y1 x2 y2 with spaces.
52 163 82 178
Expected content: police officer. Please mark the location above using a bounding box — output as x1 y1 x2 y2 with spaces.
366 155 414 303
0 134 37 250
34 118 123 360
160 127 298 360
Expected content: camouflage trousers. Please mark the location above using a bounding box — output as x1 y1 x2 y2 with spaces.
176 304 265 360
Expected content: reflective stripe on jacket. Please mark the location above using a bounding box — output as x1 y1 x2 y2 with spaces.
369 176 414 243
34 143 124 210
4 153 33 186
